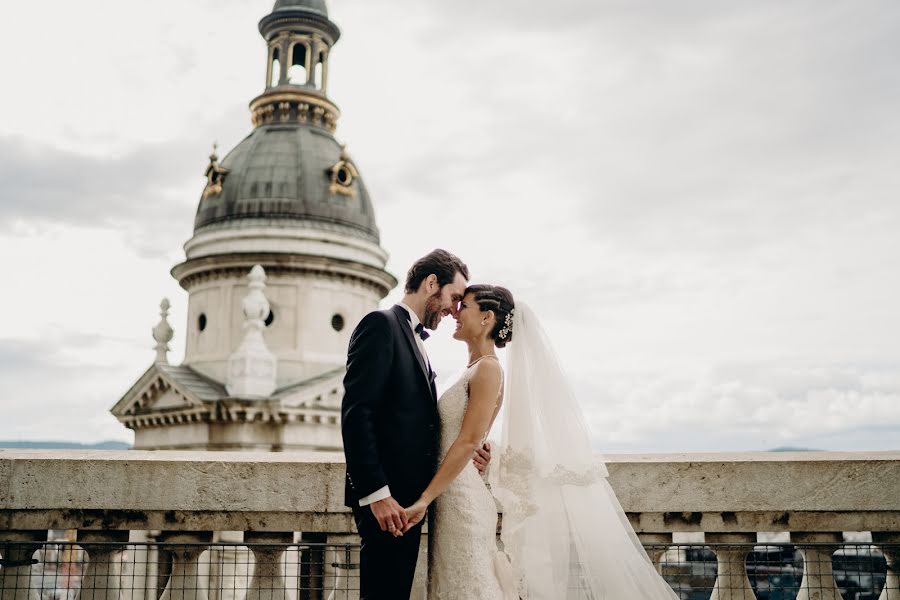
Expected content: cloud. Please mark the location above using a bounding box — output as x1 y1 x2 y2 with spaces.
0 336 140 443
0 136 199 255
576 361 900 452
0 0 898 449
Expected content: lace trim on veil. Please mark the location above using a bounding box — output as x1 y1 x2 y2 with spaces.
490 302 679 600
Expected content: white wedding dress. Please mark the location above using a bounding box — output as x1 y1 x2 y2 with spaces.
428 362 513 600
428 303 680 600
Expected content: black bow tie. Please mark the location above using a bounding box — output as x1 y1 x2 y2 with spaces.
414 323 430 341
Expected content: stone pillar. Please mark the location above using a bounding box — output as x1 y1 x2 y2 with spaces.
245 533 292 600
707 533 757 600
791 532 841 600
324 534 359 600
0 531 47 600
157 532 213 600
873 533 900 600
208 532 246 600
279 40 290 85
638 533 672 575
128 531 155 600
77 531 130 600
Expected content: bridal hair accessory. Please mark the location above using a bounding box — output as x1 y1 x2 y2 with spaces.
498 309 515 340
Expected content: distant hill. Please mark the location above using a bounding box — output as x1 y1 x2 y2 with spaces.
767 446 823 452
0 440 132 450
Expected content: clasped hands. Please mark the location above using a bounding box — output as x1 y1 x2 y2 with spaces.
371 442 492 538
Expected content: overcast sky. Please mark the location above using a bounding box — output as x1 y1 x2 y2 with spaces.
1 0 898 452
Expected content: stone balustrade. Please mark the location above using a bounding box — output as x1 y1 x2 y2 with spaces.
1 449 899 599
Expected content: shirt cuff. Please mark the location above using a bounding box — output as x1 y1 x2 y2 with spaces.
358 485 391 507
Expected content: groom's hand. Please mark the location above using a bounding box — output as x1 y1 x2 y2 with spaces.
370 496 408 537
473 441 492 476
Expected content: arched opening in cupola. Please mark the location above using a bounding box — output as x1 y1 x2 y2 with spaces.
269 48 281 87
289 43 308 84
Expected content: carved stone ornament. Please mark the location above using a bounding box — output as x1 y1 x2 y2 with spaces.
328 146 359 197
153 298 174 364
226 265 277 399
202 143 230 199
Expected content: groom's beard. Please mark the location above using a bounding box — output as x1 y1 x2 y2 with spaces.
422 291 444 330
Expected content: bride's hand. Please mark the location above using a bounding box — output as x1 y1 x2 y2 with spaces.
401 500 428 533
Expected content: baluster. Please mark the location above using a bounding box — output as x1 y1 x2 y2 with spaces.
76 531 130 600
707 533 757 600
791 532 841 600
638 533 672 575
874 533 900 600
209 531 246 600
158 532 212 600
0 531 47 600
245 533 292 600
325 534 359 600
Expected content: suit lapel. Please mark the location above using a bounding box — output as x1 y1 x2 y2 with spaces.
391 304 435 400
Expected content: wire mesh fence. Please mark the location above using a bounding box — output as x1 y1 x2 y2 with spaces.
0 538 896 599
652 542 892 600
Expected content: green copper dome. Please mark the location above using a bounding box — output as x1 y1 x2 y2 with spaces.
194 126 378 242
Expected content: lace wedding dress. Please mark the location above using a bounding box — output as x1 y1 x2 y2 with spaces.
428 361 514 600
429 303 679 600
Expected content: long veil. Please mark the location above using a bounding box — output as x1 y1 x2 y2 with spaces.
490 302 679 599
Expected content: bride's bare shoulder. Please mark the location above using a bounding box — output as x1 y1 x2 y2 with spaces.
469 357 502 391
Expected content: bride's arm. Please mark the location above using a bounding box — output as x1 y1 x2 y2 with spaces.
402 361 502 531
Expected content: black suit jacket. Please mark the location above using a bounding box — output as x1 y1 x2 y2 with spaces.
341 304 440 508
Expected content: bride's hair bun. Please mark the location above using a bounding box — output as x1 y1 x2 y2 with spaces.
464 285 515 348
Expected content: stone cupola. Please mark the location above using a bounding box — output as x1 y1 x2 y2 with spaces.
112 0 396 451
171 0 396 390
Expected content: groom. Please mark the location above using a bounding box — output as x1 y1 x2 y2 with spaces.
342 249 491 600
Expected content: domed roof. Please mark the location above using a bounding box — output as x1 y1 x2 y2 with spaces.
194 126 379 241
273 0 328 16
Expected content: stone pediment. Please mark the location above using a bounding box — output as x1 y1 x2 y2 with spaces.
111 364 225 420
273 366 345 409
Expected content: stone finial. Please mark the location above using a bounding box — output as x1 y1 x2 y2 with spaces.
226 265 277 398
153 298 174 365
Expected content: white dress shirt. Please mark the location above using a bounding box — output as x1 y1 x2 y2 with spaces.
358 302 431 507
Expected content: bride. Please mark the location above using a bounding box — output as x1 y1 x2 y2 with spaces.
402 284 680 600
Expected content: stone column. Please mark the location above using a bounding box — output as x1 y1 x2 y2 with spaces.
791 532 841 600
0 531 47 600
638 533 672 575
76 531 130 600
245 533 292 600
707 533 757 600
873 533 900 600
128 530 155 600
157 532 213 600
279 39 291 86
324 534 359 600
208 531 246 600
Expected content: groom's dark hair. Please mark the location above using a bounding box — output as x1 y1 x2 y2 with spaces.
405 249 469 293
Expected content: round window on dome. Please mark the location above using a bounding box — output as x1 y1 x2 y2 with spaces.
328 155 359 198
336 166 352 186
332 314 345 332
198 313 207 332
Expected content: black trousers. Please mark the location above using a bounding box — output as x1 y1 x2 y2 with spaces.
352 504 424 600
